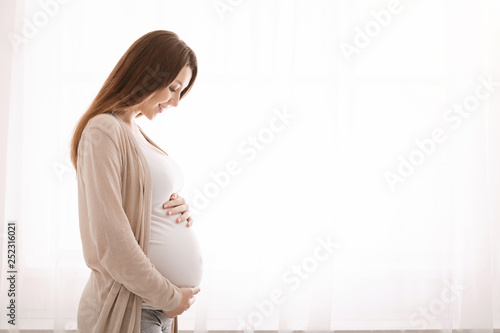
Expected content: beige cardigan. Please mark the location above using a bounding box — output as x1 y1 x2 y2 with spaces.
76 113 182 333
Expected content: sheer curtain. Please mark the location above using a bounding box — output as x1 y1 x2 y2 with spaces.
0 0 499 331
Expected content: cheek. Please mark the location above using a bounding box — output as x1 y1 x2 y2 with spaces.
157 90 172 102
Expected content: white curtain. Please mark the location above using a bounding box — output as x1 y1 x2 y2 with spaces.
1 0 499 331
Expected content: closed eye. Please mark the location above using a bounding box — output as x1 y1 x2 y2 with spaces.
170 85 187 94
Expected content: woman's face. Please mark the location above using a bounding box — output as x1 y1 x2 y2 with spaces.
139 65 192 120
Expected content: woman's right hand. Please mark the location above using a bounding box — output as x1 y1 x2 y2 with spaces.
162 286 201 318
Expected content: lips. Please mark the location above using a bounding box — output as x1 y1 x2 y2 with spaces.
159 104 166 112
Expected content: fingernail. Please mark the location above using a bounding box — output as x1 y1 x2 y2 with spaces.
167 211 172 215
177 218 181 223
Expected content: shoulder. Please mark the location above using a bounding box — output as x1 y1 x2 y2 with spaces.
80 113 129 154
86 113 121 132
83 113 128 140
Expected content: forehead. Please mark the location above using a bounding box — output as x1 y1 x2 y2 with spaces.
174 66 192 87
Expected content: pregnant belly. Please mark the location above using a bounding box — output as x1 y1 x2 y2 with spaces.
148 210 203 288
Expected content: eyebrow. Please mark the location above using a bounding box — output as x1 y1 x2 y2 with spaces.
175 80 185 88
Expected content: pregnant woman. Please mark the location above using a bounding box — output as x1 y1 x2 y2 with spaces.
70 30 202 333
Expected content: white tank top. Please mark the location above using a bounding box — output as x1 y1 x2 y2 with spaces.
133 130 204 310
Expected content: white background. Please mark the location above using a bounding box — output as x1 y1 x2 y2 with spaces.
1 0 500 331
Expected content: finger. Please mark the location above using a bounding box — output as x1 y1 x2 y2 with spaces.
166 197 185 208
192 286 201 294
163 194 182 207
171 194 184 203
179 211 191 223
167 204 189 217
165 203 187 214
163 198 184 209
163 200 175 209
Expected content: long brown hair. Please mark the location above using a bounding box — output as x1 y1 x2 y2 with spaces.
69 30 197 172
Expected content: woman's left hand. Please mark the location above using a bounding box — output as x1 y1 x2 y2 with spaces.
163 193 193 227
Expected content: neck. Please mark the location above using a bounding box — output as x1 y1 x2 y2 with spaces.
114 110 141 132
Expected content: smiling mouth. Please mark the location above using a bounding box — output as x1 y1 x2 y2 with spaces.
159 104 167 111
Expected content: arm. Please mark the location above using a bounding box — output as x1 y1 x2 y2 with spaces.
77 126 182 311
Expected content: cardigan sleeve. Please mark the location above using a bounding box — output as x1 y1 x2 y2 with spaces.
77 126 183 312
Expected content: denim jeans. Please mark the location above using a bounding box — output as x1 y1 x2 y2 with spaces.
141 308 174 333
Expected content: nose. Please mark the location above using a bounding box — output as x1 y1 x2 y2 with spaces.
167 94 179 107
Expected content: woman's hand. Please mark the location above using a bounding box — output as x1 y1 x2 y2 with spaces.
162 286 201 318
163 193 194 227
